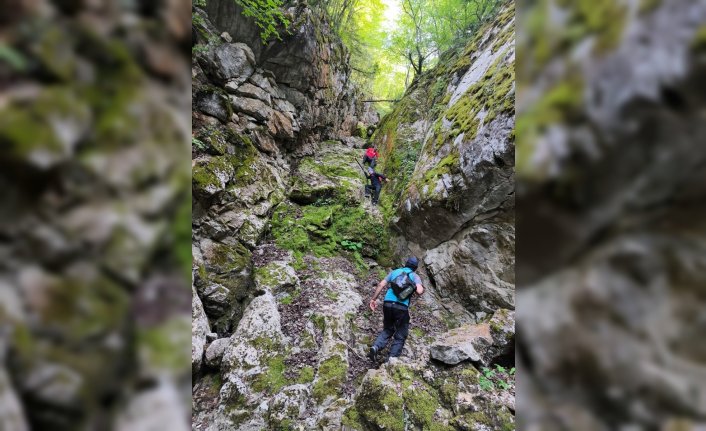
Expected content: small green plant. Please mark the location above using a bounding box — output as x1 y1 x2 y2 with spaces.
236 0 290 42
478 372 494 391
478 365 515 392
0 44 27 71
340 240 363 252
192 137 206 150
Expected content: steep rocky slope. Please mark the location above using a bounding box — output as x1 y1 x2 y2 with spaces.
516 1 706 429
192 2 515 430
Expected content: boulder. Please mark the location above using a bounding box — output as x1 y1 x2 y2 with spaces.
115 381 189 431
267 384 310 428
204 338 229 369
254 260 299 295
195 90 230 123
430 309 514 366
230 96 271 122
204 42 255 86
232 82 272 105
192 283 210 373
430 323 493 365
267 110 295 140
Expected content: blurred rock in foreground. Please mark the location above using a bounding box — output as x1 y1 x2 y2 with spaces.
516 0 706 429
0 0 192 429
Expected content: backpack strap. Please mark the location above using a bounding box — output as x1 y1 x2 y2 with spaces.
402 267 415 283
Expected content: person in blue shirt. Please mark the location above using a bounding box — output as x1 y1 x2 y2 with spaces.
367 257 425 361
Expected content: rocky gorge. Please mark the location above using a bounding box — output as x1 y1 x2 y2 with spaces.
191 1 516 430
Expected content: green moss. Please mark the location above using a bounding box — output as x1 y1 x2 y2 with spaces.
516 74 584 180
445 52 514 139
270 202 391 266
467 411 492 426
10 324 36 367
311 314 326 333
252 355 289 394
439 381 459 407
497 407 515 431
356 376 405 431
342 407 364 429
297 365 315 383
0 87 89 156
390 365 415 388
411 327 424 338
192 130 258 193
639 0 663 13
403 386 450 431
421 152 460 186
692 25 706 52
312 355 348 402
555 0 627 54
137 317 191 373
34 25 77 80
206 241 251 275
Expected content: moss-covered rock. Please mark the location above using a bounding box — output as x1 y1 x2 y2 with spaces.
289 142 365 205
312 355 348 403
0 87 91 168
269 200 392 265
254 260 299 295
355 371 405 431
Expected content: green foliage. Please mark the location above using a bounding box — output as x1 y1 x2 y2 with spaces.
194 0 288 44
297 366 315 383
237 0 291 42
0 44 27 71
478 365 515 392
192 136 206 150
269 201 392 265
340 239 363 252
390 0 503 77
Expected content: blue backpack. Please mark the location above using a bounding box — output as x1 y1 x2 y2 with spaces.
390 268 416 301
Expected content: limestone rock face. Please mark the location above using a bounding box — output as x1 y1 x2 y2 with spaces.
371 5 515 319
192 283 211 373
425 222 515 314
515 0 706 429
204 338 230 369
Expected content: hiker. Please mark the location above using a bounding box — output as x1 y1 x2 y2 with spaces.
367 257 425 362
364 167 389 205
362 147 379 169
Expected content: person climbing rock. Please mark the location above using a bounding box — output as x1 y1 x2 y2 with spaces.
364 167 389 205
362 147 379 169
367 257 424 362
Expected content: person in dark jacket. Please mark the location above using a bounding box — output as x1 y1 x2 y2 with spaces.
368 257 425 361
364 167 389 205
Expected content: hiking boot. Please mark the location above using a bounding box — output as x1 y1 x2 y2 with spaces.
367 346 378 362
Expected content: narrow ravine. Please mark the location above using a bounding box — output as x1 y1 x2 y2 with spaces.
191 1 516 430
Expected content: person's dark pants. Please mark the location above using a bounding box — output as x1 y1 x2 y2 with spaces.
372 302 410 357
363 155 377 169
365 183 382 204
